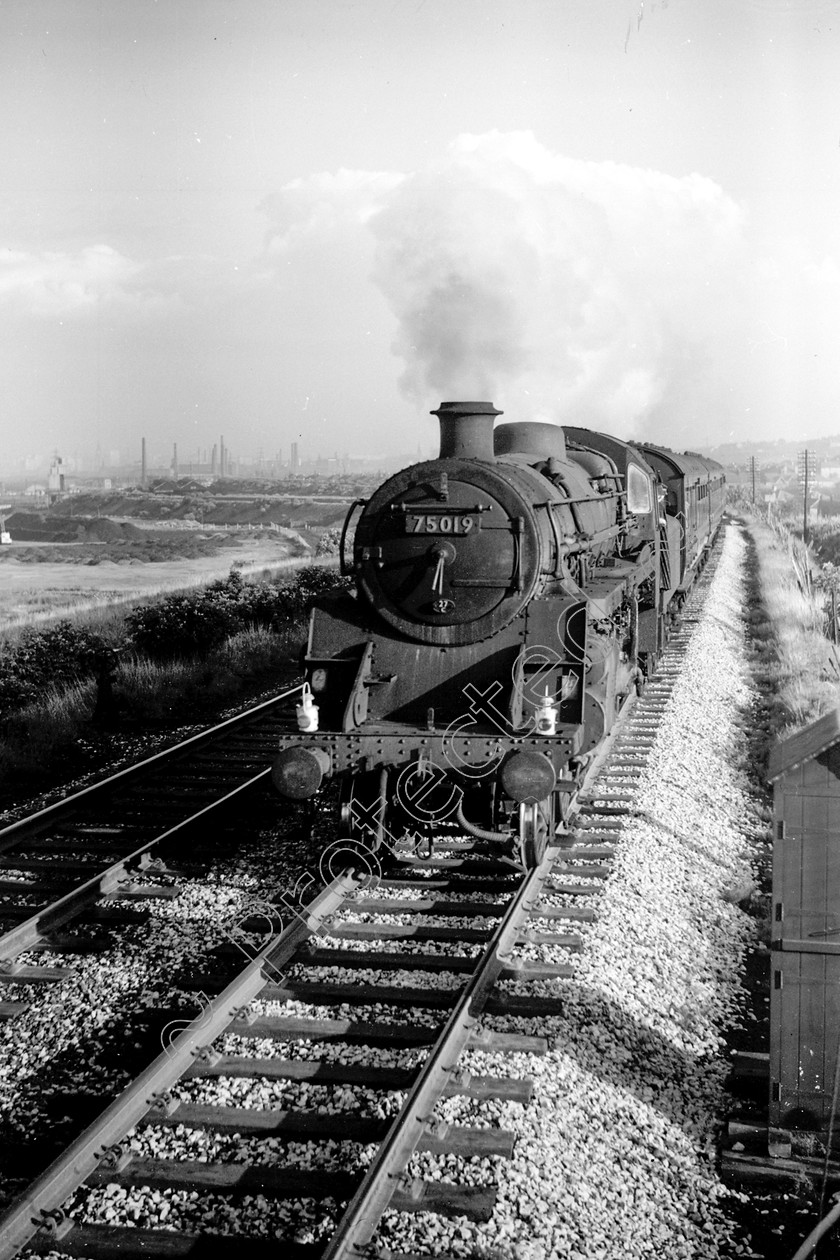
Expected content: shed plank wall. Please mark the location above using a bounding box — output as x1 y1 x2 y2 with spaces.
770 953 840 1129
771 751 840 1130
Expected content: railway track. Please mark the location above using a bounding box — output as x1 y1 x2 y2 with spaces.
1 836 566 1258
0 685 303 1017
0 544 731 1258
0 601 719 1259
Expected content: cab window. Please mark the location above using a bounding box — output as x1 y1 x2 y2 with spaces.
627 463 653 514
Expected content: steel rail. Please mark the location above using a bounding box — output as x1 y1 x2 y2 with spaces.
320 842 558 1260
0 868 359 1260
0 681 303 849
0 766 274 967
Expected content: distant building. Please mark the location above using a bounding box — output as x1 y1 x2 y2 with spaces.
47 456 66 496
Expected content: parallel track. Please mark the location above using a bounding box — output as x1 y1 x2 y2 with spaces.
0 685 303 1010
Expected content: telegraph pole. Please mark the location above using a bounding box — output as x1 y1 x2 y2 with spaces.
797 449 817 544
750 455 756 505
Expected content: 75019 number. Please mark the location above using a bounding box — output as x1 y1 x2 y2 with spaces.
406 514 476 535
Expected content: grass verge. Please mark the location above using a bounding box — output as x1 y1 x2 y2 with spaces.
724 512 840 1255
0 623 306 812
742 511 840 737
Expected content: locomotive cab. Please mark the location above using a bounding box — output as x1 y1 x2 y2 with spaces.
563 427 658 557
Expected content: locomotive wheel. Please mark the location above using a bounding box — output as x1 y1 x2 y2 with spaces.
519 797 554 868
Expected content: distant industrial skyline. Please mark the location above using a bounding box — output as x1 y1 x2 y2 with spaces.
7 427 840 490
0 432 429 481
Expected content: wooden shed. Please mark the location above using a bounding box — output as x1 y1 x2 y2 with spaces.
768 709 840 1138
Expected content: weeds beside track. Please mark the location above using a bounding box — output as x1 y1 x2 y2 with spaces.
0 565 348 810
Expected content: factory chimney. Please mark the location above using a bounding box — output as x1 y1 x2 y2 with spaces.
220 435 225 479
141 437 147 487
172 443 178 480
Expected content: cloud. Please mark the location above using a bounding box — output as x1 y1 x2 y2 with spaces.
1 136 755 445
806 255 840 287
8 131 840 461
261 169 405 254
0 243 264 322
0 244 147 315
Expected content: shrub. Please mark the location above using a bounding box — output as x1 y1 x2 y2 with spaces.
293 564 350 601
315 527 342 557
124 565 350 661
233 581 304 630
0 562 350 726
0 621 109 714
126 587 241 659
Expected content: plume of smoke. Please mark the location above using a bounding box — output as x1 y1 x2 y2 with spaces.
259 132 752 445
369 131 747 442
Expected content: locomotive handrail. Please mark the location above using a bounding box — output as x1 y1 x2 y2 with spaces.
511 515 524 592
339 497 367 576
543 501 566 577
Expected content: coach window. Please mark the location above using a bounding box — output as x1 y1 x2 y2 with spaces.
626 463 653 514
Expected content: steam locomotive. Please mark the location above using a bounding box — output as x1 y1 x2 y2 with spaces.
272 401 725 866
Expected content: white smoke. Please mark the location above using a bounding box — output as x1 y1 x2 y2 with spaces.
266 133 838 446
368 131 747 442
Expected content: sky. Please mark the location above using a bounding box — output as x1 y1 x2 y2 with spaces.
2 0 840 471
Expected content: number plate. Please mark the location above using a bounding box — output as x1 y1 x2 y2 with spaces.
406 514 479 535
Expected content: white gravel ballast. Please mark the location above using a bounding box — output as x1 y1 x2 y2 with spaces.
373 523 764 1260
7 525 766 1259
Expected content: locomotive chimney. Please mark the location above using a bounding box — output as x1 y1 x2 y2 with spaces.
431 401 502 461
